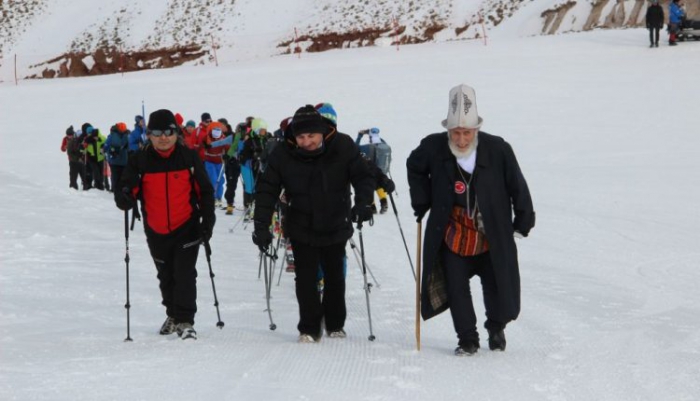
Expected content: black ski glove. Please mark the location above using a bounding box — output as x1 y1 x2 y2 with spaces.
378 176 395 194
201 214 215 241
116 187 136 211
252 223 273 253
413 204 429 222
351 204 374 223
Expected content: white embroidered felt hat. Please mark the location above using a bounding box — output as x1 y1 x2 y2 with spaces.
441 84 483 130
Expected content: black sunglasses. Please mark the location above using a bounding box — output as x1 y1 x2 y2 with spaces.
149 129 177 137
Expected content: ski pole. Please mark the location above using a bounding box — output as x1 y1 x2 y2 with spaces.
203 239 225 329
123 209 133 342
416 220 423 351
261 250 277 330
388 193 416 281
356 221 376 341
348 238 380 287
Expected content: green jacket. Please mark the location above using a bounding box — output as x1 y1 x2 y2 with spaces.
85 131 106 162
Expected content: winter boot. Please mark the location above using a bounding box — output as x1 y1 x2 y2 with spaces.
371 203 378 214
298 333 319 343
379 198 388 214
176 322 197 340
327 329 347 338
454 341 479 356
159 316 177 335
226 205 234 215
488 328 506 351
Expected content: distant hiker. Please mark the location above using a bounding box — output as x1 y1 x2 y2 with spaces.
104 122 130 192
128 115 146 153
60 125 82 190
253 105 374 343
182 120 198 149
115 109 215 341
201 121 229 207
669 0 685 46
83 126 106 190
194 112 213 160
356 127 392 214
239 117 268 218
407 84 535 356
646 0 665 48
209 119 244 215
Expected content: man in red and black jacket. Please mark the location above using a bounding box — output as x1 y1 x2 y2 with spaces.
115 109 215 340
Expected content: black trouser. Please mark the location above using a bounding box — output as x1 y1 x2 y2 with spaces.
291 240 347 336
87 159 104 190
649 27 660 45
224 157 241 206
146 220 201 325
68 161 82 189
110 165 125 193
442 248 503 345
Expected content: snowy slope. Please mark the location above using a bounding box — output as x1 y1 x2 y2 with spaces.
1 29 700 400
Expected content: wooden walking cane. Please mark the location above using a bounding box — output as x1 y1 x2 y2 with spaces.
415 221 422 351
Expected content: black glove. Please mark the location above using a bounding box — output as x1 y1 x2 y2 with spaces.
413 204 429 222
378 176 395 194
351 204 374 223
358 129 369 135
201 215 215 241
116 187 136 210
252 223 273 252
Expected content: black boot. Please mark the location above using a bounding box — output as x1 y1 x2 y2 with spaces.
455 340 479 356
488 328 506 351
379 198 388 214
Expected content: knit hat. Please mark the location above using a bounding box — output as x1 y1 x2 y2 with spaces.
174 113 184 127
369 127 381 144
86 126 95 135
135 115 144 123
66 125 75 135
148 109 179 131
291 105 329 136
201 112 212 122
442 84 483 130
185 120 196 128
315 102 337 127
218 117 229 126
116 122 128 132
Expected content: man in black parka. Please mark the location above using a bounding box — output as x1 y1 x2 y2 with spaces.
252 105 375 343
646 0 665 48
407 84 535 356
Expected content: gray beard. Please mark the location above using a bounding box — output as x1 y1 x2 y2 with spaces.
448 134 478 159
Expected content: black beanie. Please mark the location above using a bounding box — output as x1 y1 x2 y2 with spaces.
201 112 212 122
148 109 178 131
290 105 329 136
66 125 75 135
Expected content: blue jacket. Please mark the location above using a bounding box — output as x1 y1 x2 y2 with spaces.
105 129 130 166
128 125 146 152
670 2 685 24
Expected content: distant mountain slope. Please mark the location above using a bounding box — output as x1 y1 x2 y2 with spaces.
1 0 696 80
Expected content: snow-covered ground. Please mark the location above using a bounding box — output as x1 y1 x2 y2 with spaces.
1 29 699 400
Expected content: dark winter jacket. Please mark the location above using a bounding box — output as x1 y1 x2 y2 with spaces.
254 129 374 247
646 5 665 29
407 132 535 322
117 143 215 237
61 135 83 163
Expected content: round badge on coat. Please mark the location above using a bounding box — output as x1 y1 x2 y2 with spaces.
455 181 466 194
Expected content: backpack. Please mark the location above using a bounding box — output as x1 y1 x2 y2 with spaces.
360 142 392 174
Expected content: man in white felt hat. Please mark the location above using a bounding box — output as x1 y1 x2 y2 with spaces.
407 84 535 356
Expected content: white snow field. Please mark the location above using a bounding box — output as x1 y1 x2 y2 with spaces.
1 29 699 400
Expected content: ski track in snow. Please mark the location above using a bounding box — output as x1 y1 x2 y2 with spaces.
2 29 700 400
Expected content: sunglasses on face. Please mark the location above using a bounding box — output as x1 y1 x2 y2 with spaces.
149 129 177 137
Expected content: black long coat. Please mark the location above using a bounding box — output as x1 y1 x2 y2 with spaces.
254 129 374 246
646 5 665 29
407 132 535 322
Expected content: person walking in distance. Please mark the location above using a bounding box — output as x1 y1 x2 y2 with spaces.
407 84 535 356
115 109 216 340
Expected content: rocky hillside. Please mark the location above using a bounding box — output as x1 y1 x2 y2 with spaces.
1 0 696 80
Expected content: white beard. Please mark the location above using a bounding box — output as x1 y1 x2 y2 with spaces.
448 133 478 159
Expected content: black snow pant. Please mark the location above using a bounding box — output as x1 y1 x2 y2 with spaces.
110 165 125 193
442 248 503 346
291 240 347 337
87 159 104 190
649 27 660 45
224 157 240 206
146 219 201 325
68 161 82 189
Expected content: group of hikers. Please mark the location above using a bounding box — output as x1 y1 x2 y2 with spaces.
646 0 688 47
64 84 535 356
